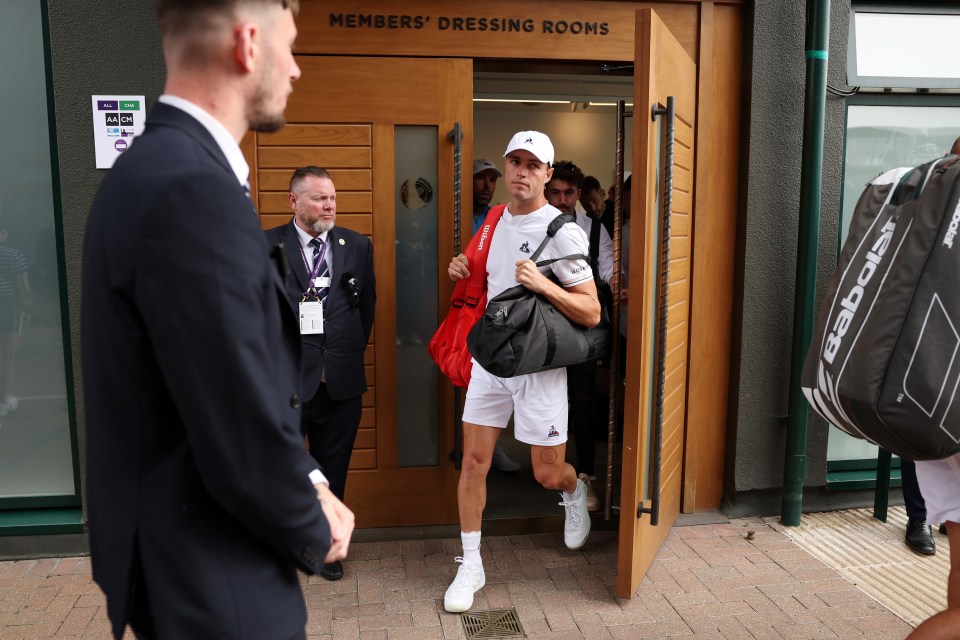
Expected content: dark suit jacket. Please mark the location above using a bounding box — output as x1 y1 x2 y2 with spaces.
82 102 331 639
264 221 375 402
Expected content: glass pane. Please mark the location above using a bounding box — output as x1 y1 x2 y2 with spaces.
851 12 960 88
395 126 440 467
0 0 77 499
828 104 960 461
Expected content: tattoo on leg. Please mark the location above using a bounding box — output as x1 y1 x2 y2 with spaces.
539 448 558 464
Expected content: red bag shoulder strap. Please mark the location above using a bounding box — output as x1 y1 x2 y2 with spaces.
453 204 506 307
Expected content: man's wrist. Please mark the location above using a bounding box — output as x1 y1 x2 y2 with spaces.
308 469 329 487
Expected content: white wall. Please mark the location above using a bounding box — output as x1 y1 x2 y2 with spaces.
474 107 633 204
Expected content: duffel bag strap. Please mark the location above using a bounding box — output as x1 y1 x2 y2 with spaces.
527 212 589 269
535 253 589 267
529 213 576 261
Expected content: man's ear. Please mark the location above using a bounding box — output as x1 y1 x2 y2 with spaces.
545 166 554 182
288 192 297 211
233 21 258 73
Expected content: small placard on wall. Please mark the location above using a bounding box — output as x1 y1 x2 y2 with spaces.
91 95 146 169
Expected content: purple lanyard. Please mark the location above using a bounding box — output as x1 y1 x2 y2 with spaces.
298 239 328 295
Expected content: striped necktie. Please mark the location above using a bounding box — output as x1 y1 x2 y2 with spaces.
310 238 330 303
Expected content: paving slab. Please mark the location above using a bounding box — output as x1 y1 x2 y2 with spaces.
0 512 928 639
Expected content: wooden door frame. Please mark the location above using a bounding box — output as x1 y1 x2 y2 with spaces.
267 0 742 520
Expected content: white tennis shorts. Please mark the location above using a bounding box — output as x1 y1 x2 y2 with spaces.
462 361 568 446
916 452 960 525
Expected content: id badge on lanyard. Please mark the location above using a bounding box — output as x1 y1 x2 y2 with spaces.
299 239 328 334
299 298 324 334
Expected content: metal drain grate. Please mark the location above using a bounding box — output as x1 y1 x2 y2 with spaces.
461 608 525 639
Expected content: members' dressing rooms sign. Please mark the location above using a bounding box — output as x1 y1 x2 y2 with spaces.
92 95 146 169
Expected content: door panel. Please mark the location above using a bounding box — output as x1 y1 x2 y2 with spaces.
617 9 697 599
244 56 473 527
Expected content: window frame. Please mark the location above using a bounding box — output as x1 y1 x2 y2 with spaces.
848 2 960 89
0 0 83 527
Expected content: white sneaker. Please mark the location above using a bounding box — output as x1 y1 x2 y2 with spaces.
579 473 601 512
491 441 521 473
561 479 591 550
443 557 485 613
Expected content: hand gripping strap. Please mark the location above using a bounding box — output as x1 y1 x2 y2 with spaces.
451 204 507 306
529 213 589 366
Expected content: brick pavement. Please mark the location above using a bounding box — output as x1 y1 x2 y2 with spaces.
0 520 916 639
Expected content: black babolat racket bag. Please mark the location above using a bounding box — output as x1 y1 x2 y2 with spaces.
802 156 960 460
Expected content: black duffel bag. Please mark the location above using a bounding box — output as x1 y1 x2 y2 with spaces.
467 213 611 377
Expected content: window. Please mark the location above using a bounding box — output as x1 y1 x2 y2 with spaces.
0 0 81 528
848 4 960 89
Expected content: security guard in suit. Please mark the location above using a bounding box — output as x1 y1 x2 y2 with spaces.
265 166 376 581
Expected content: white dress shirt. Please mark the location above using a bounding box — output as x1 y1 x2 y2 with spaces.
572 212 615 285
157 95 249 188
292 221 333 284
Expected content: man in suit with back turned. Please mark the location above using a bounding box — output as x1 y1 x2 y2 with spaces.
81 1 354 638
265 166 376 581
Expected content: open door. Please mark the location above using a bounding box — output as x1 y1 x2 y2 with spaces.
243 57 473 527
617 10 697 598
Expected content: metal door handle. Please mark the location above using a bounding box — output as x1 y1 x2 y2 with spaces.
638 96 675 526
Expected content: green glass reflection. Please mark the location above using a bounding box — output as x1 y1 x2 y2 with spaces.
0 0 77 501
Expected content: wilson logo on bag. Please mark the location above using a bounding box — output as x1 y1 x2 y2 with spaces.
428 205 506 388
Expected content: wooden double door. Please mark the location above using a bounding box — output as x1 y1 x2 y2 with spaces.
244 9 699 597
246 56 471 528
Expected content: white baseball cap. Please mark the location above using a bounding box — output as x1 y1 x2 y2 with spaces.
503 130 554 166
473 159 502 177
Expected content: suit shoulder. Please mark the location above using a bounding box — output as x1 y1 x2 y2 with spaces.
263 223 290 242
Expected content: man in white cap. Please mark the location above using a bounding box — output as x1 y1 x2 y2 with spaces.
444 131 601 612
472 159 503 234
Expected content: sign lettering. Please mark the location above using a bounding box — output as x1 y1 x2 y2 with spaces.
329 13 610 37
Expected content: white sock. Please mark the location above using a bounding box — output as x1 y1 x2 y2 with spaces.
461 530 482 566
563 481 584 503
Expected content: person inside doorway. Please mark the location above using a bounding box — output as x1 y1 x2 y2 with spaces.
443 131 601 613
472 158 502 234
545 161 615 512
579 175 607 221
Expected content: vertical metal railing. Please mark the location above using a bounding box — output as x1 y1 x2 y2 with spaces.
605 101 631 519
449 122 464 469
